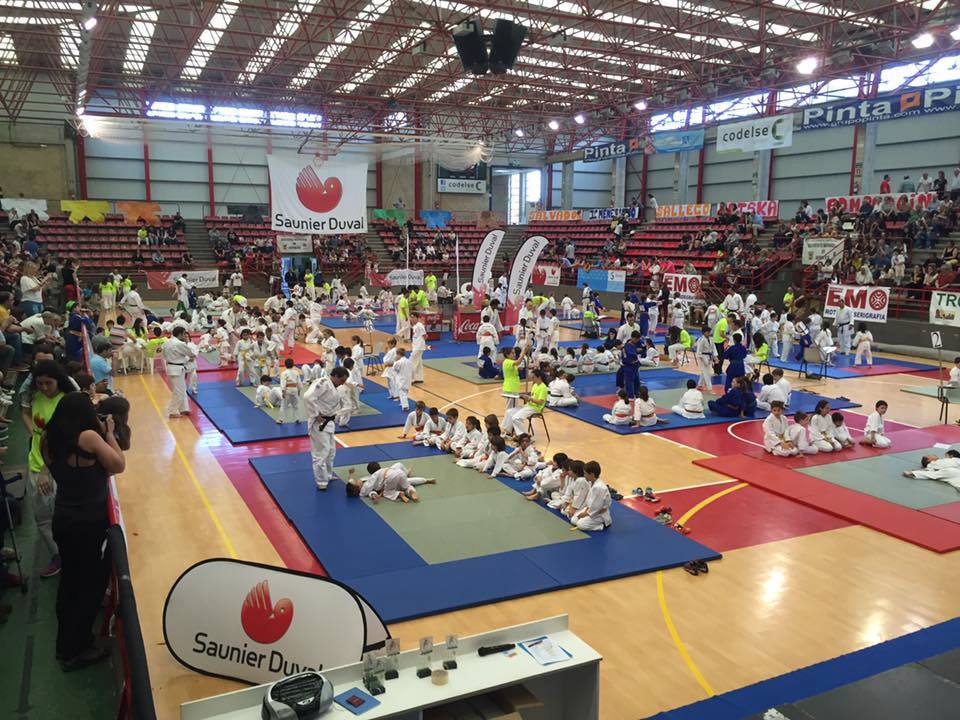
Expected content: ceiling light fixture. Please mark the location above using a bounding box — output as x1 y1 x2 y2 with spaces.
633 99 647 110
547 119 559 130
573 113 585 124
83 16 97 31
796 56 819 74
911 32 934 49
952 26 960 41
514 128 524 137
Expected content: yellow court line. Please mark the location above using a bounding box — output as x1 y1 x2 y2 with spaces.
656 482 748 697
138 375 238 558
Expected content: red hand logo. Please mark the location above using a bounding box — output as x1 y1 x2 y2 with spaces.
295 166 343 213
240 581 294 644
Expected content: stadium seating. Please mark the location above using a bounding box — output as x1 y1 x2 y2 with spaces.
372 220 493 268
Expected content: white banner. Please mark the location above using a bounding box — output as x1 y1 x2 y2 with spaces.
276 235 312 254
504 235 549 327
582 206 640 220
163 559 388 685
662 273 703 302
655 203 712 219
437 178 487 194
801 237 844 266
930 291 960 327
824 284 890 324
0 197 49 221
145 269 219 290
268 155 367 235
716 115 794 154
470 229 505 304
385 268 424 286
533 264 560 286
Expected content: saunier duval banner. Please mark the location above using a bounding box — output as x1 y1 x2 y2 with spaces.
163 559 389 684
504 234 549 327
801 81 960 130
267 155 368 235
471 229 505 308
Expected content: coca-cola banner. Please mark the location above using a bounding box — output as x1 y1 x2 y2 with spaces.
504 235 549 328
453 308 486 341
471 229 505 308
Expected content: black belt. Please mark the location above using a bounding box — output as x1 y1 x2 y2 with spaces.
167 362 184 366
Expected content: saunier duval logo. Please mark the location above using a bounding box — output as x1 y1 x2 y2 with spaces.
295 166 343 214
241 581 293 644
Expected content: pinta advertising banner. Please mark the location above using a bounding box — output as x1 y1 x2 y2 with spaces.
716 115 793 153
824 284 890 324
145 269 219 290
583 129 704 162
714 200 780 219
471 229 505 308
662 273 703 302
825 192 936 214
163 559 388 685
504 235 549 327
577 268 625 293
801 81 960 130
656 203 712 219
929 291 960 327
267 155 367 235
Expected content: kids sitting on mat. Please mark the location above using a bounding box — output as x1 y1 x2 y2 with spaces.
861 400 892 448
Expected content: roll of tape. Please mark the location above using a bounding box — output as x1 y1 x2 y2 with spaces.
432 669 449 686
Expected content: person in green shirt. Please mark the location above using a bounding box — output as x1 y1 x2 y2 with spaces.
783 286 795 312
304 271 315 299
504 368 548 437
711 314 730 375
501 345 524 398
26 360 70 578
395 293 410 337
424 274 437 293
415 287 428 309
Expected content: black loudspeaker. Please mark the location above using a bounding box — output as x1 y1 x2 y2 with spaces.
453 20 488 75
489 19 526 74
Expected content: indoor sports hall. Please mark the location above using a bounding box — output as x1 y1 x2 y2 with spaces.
2 2 960 719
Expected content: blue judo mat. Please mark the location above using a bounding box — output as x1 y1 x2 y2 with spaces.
188 378 410 443
250 441 720 623
321 314 397 329
765 352 936 379
549 376 861 435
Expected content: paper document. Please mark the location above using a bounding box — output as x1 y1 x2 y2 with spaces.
519 636 571 666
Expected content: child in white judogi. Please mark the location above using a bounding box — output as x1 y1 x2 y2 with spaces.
349 462 434 503
762 402 796 456
400 400 428 439
671 303 686 328
787 412 819 454
235 329 255 386
756 373 787 411
594 346 614 373
571 461 611 531
457 429 499 470
277 359 303 424
255 375 283 409
638 339 660 367
779 315 796 362
861 400 892 448
762 313 780 359
633 386 667 427
215 321 233 365
577 345 595 374
814 323 836 365
810 401 841 452
198 330 215 353
852 324 874 367
381 338 399 399
305 301 324 344
185 341 199 394
504 435 543 480
264 329 281 376
603 390 633 425
336 358 361 427
671 379 705 419
476 315 499 358
453 416 484 458
559 460 590 519
280 303 298 353
772 369 792 407
320 330 339 372
524 453 568 502
547 373 579 407
413 407 447 446
560 348 578 371
437 408 467 452
831 412 855 448
560 295 574 320
695 331 717 391
392 348 414 411
547 310 561 351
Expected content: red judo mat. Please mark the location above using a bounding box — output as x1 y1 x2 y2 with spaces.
194 345 322 372
693 425 960 553
621 483 851 552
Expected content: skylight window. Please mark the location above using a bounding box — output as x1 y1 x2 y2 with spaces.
706 93 766 122
340 23 431 93
269 111 323 128
146 101 205 120
289 0 391 89
384 111 408 130
239 0 317 84
425 77 473 103
386 48 456 96
123 10 158 75
210 106 265 124
181 4 238 80
0 33 16 64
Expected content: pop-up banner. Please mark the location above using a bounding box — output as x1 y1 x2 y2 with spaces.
662 273 703 302
504 235 549 327
163 559 389 685
145 269 219 290
824 284 890 324
268 155 368 235
471 229 505 307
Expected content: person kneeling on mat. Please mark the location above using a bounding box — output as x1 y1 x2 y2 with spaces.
570 461 612 531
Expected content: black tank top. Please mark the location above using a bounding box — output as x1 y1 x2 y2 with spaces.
51 446 109 523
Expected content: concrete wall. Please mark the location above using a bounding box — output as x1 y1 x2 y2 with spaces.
0 121 76 199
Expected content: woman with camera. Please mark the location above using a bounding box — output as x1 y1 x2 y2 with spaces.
42 391 127 671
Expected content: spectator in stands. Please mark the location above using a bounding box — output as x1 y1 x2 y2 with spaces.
934 170 948 200
171 210 185 233
132 247 144 264
181 251 193 267
61 258 79 304
880 174 891 193
20 261 46 316
898 175 915 193
151 248 165 265
917 172 933 193
43 391 126 670
951 168 960 201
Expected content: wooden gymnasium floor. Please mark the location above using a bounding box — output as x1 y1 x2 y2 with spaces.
118 319 960 720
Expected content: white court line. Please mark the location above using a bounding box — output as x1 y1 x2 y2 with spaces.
437 386 504 411
656 478 736 493
641 429 715 456
726 419 764 448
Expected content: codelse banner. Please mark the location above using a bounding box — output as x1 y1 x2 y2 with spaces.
504 235 549 327
825 192 937 214
267 155 367 235
929 290 960 327
801 81 960 130
716 115 794 154
470 229 505 308
662 273 703 302
163 559 388 684
145 269 220 290
824 284 890 324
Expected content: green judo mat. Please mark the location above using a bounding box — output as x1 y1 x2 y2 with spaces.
333 455 587 564
798 448 960 509
235 385 378 423
901 385 960 402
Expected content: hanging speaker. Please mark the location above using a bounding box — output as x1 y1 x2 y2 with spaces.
453 20 488 75
488 20 526 74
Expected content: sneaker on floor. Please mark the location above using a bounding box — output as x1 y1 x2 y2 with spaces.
60 644 111 672
39 555 62 578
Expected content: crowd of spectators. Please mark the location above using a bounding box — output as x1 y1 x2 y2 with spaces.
388 219 459 264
